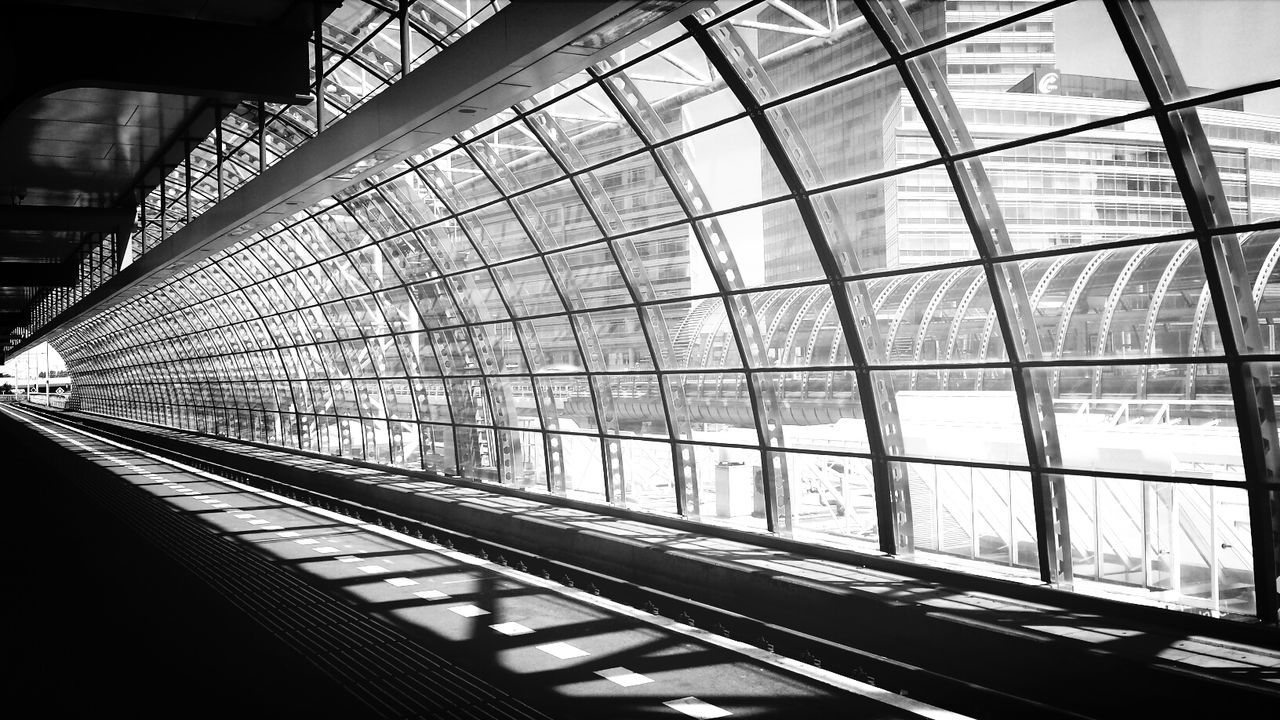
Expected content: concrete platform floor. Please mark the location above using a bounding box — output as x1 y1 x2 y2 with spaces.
3 403 954 720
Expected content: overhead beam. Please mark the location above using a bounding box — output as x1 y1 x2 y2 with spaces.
0 206 135 233
13 0 707 353
0 262 77 287
1 5 314 121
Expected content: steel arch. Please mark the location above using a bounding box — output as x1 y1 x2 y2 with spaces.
1110 0 1280 621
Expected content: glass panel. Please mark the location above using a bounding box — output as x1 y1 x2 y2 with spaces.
448 269 509 323
432 328 479 375
907 462 1040 572
407 280 459 328
755 370 869 454
1240 231 1280 331
378 171 444 229
966 120 1194 254
1066 475 1254 616
916 2 1140 150
666 372 757 445
381 378 415 421
1191 93 1280 228
776 451 879 551
411 378 451 422
424 149 502 210
719 200 825 286
592 153 683 232
546 243 633 310
768 65 934 192
853 268 1006 365
707 1 888 101
615 37 746 139
1006 242 1221 361
556 433 605 502
496 257 566 317
574 308 654 371
421 218 482 273
661 297 744 370
523 177 601 249
484 119 564 192
616 438 677 515
596 373 668 438
519 316 584 372
470 321 526 375
659 117 785 215
420 422 457 474
457 426 499 482
1037 363 1242 481
615 225 712 300
876 368 1028 465
539 83 643 170
468 202 538 260
1149 0 1279 103
679 443 766 532
536 376 597 433
813 167 969 276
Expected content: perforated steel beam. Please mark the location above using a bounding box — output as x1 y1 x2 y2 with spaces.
693 13 912 552
911 267 967 389
1091 246 1157 397
518 107 685 505
1137 240 1196 398
1110 0 1280 622
865 0 1071 585
597 62 795 533
942 271 989 390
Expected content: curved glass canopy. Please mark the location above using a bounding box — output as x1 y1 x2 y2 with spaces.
39 0 1280 619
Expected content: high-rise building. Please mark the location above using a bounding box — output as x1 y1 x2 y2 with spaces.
760 0 1280 279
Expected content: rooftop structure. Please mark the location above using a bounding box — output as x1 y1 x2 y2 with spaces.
3 0 1278 685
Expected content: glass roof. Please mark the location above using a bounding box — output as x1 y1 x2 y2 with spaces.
35 0 1280 620
124 1 509 262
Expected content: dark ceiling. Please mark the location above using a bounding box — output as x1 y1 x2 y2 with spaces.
0 0 319 350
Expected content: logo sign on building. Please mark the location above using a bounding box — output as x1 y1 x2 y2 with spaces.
1037 69 1061 95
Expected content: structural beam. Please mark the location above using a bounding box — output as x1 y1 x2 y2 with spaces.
2 5 314 121
13 0 706 354
1110 0 1280 623
0 206 135 233
691 16 912 551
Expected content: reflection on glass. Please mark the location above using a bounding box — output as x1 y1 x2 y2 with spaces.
877 369 1028 465
1033 363 1244 481
778 451 879 550
907 462 1039 572
1065 475 1254 616
51 0 1280 620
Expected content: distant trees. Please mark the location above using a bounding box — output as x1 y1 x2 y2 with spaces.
0 383 12 395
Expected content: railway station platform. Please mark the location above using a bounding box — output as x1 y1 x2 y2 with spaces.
4 402 1276 719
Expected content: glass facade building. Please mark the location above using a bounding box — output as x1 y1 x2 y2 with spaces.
19 0 1280 620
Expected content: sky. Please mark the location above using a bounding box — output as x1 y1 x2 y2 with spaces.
0 342 65 379
1054 0 1280 115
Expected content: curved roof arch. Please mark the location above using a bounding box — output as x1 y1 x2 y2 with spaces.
37 1 1280 620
